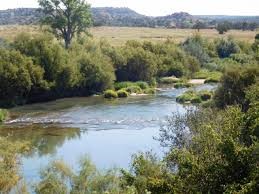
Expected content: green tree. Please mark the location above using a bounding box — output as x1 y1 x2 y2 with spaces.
193 20 206 32
38 0 92 48
214 67 258 109
0 49 45 106
216 22 231 34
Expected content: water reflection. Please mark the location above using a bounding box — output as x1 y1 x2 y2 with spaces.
0 125 81 157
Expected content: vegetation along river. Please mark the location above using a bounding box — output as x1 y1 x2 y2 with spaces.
0 84 216 182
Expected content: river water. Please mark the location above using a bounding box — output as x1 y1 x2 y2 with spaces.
0 84 216 182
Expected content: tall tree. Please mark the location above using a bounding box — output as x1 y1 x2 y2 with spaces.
38 0 92 48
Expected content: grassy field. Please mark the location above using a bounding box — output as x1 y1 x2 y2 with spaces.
0 25 258 46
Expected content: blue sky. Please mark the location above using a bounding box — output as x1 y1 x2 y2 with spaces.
1 0 258 16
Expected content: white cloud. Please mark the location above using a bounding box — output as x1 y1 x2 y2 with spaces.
0 0 258 16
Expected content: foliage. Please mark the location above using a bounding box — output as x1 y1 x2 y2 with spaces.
121 152 174 194
216 38 241 58
0 109 8 123
214 66 259 108
183 35 210 65
125 86 143 94
174 82 193 89
0 48 45 106
216 21 231 34
176 90 213 104
121 46 157 82
35 157 130 194
0 137 30 193
117 90 129 98
77 52 115 94
143 88 156 94
104 90 118 99
159 77 181 84
38 0 92 48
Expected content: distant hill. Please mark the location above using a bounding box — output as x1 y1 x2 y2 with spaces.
0 8 41 25
0 7 258 29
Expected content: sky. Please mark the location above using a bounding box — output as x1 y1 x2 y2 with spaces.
0 0 258 16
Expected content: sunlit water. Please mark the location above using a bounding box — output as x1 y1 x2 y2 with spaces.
0 84 216 182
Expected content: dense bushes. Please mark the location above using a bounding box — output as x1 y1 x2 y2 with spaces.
0 31 258 107
214 66 259 108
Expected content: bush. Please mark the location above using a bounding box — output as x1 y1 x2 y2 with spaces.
125 86 142 94
159 77 181 84
183 36 210 65
174 82 193 89
176 91 195 103
114 82 135 91
120 47 157 82
104 90 118 99
205 77 220 83
0 109 8 123
135 81 149 90
143 88 156 94
190 96 202 103
117 90 129 98
177 90 212 104
216 38 240 58
199 91 212 101
0 49 46 106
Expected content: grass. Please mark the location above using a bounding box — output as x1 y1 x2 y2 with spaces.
0 25 257 46
0 109 8 123
176 90 213 104
193 70 223 83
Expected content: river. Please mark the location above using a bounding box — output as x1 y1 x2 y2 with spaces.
0 84 216 183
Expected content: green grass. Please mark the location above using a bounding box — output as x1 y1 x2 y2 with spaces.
0 109 8 123
176 90 213 104
194 70 222 83
159 77 181 84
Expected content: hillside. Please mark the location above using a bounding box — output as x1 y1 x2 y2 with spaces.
0 7 258 28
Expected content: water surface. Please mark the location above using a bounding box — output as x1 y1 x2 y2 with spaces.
0 84 216 182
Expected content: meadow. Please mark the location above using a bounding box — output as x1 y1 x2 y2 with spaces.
0 25 258 46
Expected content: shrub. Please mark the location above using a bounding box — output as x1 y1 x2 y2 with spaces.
176 90 211 104
183 36 210 65
143 88 156 94
135 81 149 90
159 77 181 84
193 70 211 79
191 96 202 104
174 82 193 89
125 86 142 94
117 90 129 98
176 91 195 103
114 82 135 91
255 34 259 40
104 90 118 99
205 77 220 83
78 52 115 94
0 109 8 123
216 38 240 58
121 47 157 82
199 91 212 101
